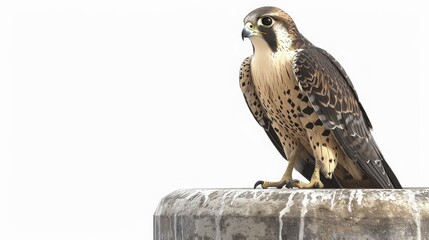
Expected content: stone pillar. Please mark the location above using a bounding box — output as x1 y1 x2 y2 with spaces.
154 189 429 240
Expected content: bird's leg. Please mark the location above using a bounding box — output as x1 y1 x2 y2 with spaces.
293 159 324 189
254 145 303 189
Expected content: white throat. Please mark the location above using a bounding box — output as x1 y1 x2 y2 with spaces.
249 36 297 99
250 36 295 77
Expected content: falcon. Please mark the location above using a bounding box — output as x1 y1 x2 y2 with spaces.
240 6 402 188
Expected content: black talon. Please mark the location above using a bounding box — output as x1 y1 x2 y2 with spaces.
254 180 264 189
285 179 299 189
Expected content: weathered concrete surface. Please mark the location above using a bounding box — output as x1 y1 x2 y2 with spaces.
154 189 429 240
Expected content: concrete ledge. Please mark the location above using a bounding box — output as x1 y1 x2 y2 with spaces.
154 189 429 240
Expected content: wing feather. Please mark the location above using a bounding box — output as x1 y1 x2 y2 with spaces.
292 48 402 189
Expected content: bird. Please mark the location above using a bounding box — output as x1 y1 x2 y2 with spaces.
240 6 402 189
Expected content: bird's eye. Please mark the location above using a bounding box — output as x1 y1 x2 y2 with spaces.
260 17 273 27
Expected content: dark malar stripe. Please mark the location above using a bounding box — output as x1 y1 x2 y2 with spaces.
262 28 278 52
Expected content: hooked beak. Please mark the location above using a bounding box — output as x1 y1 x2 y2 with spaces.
242 22 262 40
241 27 253 40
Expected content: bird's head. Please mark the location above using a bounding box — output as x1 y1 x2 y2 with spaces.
242 6 302 53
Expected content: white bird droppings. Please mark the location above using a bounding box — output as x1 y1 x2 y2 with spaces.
215 191 232 240
348 190 356 213
278 192 296 240
298 191 309 240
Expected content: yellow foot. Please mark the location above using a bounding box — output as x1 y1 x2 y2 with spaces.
254 179 302 189
254 180 290 189
293 179 324 189
254 146 305 189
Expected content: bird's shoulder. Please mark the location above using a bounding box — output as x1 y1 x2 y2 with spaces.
239 56 268 128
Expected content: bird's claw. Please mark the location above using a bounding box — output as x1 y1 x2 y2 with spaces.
294 179 324 189
254 180 265 189
254 180 294 189
285 179 300 189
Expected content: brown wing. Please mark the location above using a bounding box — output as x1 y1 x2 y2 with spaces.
240 57 342 188
292 48 402 189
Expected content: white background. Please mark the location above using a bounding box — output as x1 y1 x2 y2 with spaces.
0 0 427 239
